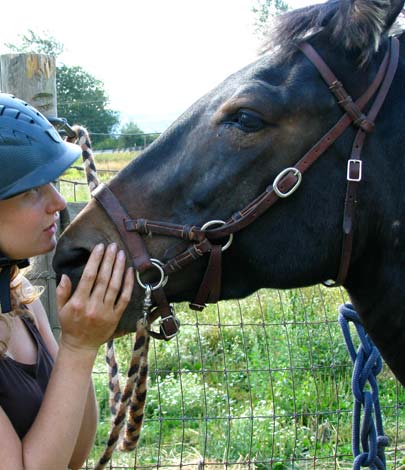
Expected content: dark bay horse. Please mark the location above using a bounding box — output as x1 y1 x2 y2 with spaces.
54 0 405 386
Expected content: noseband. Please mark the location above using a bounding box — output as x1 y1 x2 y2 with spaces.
92 37 399 340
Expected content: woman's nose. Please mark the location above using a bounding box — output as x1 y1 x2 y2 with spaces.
46 184 67 213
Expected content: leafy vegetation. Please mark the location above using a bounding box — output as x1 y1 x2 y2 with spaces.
5 29 64 56
56 65 120 146
87 288 405 469
252 0 289 39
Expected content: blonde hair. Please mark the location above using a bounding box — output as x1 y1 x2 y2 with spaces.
0 264 43 357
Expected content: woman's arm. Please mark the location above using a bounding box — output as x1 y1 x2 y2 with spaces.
0 407 25 469
69 382 98 470
15 243 133 470
29 292 99 470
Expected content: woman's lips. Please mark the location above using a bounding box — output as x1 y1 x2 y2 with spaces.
44 223 57 235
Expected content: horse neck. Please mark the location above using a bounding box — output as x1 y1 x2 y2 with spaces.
346 247 405 385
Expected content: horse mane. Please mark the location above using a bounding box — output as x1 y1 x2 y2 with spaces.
263 0 391 65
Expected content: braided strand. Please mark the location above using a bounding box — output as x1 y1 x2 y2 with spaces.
67 125 100 192
69 124 151 467
94 320 150 470
120 338 150 451
105 339 122 418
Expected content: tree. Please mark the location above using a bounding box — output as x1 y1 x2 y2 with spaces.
5 29 64 57
252 0 289 38
4 31 120 145
57 65 119 145
118 121 145 148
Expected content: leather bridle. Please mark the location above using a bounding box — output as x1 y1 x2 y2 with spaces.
92 37 400 340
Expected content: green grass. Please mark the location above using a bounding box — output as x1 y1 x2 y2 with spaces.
85 287 405 470
59 152 405 469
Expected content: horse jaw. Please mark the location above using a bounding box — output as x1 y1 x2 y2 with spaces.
54 191 208 335
54 198 147 335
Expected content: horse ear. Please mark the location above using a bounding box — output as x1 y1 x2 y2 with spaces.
329 0 404 64
383 0 405 32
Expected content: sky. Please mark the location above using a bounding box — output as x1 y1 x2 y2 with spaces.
0 0 322 133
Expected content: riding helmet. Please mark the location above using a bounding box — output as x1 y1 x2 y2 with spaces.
0 93 81 200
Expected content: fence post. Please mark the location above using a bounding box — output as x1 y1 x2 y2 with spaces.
0 53 60 337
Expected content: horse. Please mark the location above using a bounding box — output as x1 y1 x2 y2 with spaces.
53 0 405 389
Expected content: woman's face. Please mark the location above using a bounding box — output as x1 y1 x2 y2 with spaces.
0 184 66 260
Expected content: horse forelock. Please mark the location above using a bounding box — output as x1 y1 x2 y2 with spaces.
263 0 391 66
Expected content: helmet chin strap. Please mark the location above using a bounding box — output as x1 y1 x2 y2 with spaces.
0 253 29 313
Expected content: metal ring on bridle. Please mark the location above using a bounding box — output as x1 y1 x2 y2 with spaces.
136 258 168 291
200 220 233 252
273 167 302 198
152 258 168 287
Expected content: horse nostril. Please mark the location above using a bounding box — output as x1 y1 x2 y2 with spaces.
53 246 91 283
68 248 91 268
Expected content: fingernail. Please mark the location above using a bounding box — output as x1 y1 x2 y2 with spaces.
118 250 125 260
60 274 67 287
109 243 117 251
96 243 104 251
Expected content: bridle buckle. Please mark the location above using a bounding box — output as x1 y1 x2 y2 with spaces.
273 167 302 198
347 159 362 182
159 313 181 340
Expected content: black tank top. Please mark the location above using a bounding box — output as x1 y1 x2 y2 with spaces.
0 315 54 438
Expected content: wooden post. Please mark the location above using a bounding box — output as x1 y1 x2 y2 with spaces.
0 53 60 336
0 53 57 115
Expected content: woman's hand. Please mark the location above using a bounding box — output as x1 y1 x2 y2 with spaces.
56 243 134 352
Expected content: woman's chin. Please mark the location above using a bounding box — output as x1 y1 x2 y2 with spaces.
29 240 57 259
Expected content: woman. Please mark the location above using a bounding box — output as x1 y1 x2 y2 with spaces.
0 93 134 470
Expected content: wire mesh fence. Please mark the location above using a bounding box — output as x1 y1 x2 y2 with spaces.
57 160 405 470
85 288 405 470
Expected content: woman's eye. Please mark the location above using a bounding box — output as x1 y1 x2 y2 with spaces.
224 110 267 133
23 187 41 198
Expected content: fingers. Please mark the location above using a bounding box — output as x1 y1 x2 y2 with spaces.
67 242 133 321
56 274 72 311
113 267 135 315
78 242 131 305
101 248 127 306
56 245 134 351
91 243 120 302
73 243 106 299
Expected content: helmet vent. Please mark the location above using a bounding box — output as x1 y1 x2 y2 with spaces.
3 108 19 119
46 127 62 143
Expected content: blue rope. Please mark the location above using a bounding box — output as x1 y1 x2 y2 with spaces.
338 303 389 470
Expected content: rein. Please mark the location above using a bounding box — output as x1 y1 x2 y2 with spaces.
66 127 151 470
92 37 400 331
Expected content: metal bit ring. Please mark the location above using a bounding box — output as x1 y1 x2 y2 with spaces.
136 258 168 291
201 219 233 252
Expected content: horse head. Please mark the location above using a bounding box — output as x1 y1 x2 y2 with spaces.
54 0 405 384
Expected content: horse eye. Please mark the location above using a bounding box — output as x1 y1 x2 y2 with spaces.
224 110 267 133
